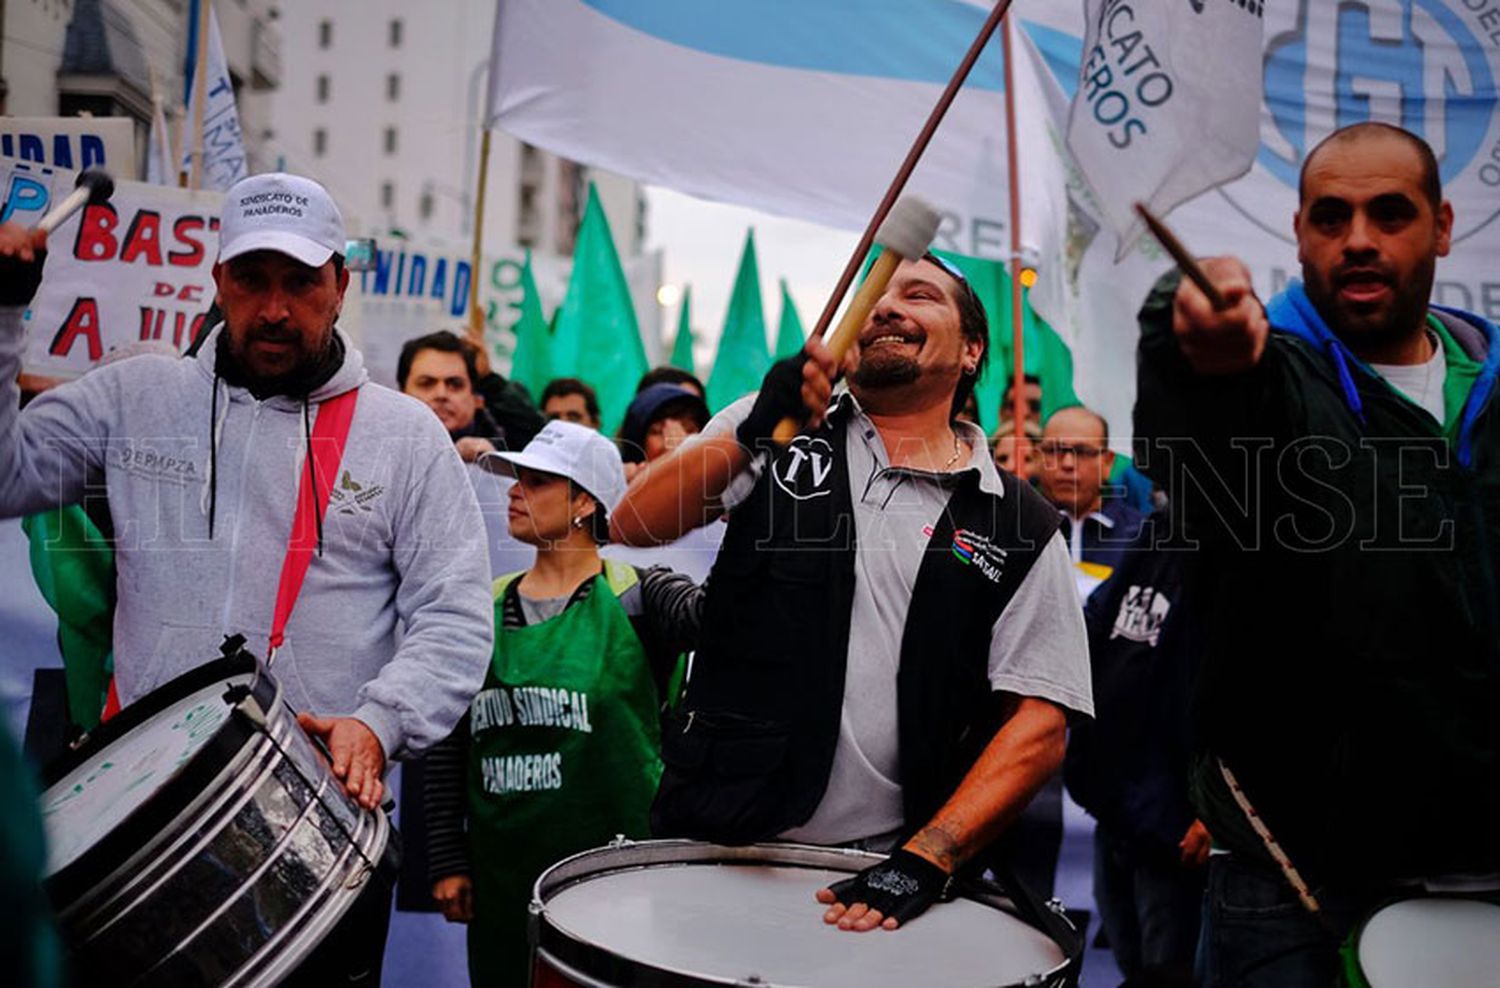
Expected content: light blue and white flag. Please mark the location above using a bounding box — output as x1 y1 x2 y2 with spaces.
489 0 1500 444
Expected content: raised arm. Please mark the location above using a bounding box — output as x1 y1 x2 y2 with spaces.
610 341 837 546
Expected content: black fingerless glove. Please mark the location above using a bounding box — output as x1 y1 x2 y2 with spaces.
826 849 952 927
0 247 46 307
735 353 810 450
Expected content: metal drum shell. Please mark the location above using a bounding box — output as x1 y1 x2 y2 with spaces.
40 653 396 988
530 840 1079 988
42 654 274 913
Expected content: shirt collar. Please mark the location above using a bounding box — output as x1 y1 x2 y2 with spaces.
1058 505 1114 528
838 392 1005 498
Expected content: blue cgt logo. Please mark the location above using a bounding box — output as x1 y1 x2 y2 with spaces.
1252 0 1500 242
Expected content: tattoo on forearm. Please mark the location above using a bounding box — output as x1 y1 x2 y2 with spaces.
908 824 964 871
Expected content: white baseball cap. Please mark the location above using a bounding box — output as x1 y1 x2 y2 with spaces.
479 420 627 513
218 173 346 268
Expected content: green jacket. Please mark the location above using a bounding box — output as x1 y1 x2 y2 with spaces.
1135 270 1500 886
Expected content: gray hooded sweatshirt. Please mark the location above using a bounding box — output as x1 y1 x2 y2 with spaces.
0 310 493 759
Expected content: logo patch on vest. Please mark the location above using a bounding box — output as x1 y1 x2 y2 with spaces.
926 525 1008 584
1111 584 1172 647
773 436 835 501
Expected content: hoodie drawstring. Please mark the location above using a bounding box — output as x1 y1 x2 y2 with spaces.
203 370 227 538
303 398 325 557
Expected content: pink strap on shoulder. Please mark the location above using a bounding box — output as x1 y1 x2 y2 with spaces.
268 389 359 659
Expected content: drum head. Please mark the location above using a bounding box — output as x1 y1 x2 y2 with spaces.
39 654 269 901
535 842 1068 988
1358 898 1500 988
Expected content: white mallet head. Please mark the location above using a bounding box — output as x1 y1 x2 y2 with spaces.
874 195 942 261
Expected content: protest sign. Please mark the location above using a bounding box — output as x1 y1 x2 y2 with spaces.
3 162 222 378
0 117 137 179
353 237 662 389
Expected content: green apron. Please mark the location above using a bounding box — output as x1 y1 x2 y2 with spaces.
465 562 663 987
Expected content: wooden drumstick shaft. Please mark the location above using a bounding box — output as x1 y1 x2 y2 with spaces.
1134 202 1230 312
770 250 904 445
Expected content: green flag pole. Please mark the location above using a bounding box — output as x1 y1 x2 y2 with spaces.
668 285 696 374
773 278 806 359
550 183 650 434
705 228 771 412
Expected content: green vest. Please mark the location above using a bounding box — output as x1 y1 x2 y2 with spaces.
465 561 662 988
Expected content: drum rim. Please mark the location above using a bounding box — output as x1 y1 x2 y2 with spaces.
41 653 277 906
531 840 1075 988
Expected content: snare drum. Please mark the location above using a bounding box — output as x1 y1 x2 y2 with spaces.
1352 897 1500 988
39 649 398 987
531 841 1079 988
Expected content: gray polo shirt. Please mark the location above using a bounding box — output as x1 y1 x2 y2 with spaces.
703 396 1092 844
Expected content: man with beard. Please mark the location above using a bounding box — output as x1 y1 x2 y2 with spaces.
0 174 493 981
1135 122 1500 986
613 253 1092 932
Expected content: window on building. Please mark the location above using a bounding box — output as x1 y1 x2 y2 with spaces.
386 73 400 102
389 19 403 48
383 127 397 155
419 189 434 222
313 128 327 157
380 182 395 210
316 74 330 103
318 19 332 49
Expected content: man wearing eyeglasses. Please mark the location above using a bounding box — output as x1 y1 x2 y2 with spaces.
613 253 1092 935
1037 406 1147 586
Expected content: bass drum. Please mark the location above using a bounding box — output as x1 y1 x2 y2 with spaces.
531 840 1080 988
39 647 398 987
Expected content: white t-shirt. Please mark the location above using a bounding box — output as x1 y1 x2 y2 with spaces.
1371 332 1447 426
701 396 1093 844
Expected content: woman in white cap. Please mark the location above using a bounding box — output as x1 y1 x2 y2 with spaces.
422 420 703 987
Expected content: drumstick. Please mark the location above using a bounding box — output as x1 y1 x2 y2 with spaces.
1133 202 1230 311
34 169 115 234
771 196 941 444
806 0 1018 349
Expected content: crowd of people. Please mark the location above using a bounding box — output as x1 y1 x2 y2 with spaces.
1 120 1498 988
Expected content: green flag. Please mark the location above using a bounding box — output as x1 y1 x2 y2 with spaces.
773 278 806 359
668 285 696 374
507 251 552 400
935 250 1079 435
706 229 771 412
550 184 650 434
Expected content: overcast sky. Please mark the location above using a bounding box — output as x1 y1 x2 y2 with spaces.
643 186 859 372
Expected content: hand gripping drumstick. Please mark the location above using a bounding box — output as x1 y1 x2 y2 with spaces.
34 169 115 235
1133 202 1230 311
771 196 942 443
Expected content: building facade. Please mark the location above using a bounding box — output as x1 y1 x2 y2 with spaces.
1 0 280 179
268 0 647 258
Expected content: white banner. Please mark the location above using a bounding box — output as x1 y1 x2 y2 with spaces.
6 163 222 377
1067 0 1264 255
0 116 137 180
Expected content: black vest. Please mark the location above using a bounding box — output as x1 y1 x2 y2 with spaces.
651 401 1061 845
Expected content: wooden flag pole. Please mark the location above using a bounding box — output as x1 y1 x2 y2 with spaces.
186 0 210 190
467 127 493 369
809 0 1017 345
1002 15 1026 444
